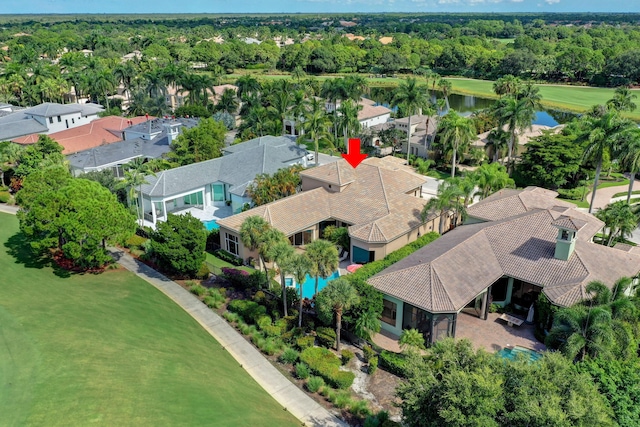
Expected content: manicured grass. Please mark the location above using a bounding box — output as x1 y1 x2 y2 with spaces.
205 251 253 273
559 198 590 209
447 78 640 121
612 190 640 198
0 213 298 427
597 177 629 189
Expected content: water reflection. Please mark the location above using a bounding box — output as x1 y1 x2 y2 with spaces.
368 86 575 127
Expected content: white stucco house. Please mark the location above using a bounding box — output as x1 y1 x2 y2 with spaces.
138 135 313 228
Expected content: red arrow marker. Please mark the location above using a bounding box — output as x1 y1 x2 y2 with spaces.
342 138 367 169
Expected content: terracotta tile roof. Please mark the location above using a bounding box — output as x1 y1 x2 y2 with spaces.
378 36 393 45
358 104 391 121
13 115 150 154
369 203 640 311
552 215 588 232
472 124 564 148
467 186 572 222
218 157 429 244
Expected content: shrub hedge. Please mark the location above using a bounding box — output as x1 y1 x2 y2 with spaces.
227 299 267 324
221 267 265 290
300 347 355 389
296 335 315 350
316 327 336 348
379 350 408 378
214 249 244 266
125 234 147 249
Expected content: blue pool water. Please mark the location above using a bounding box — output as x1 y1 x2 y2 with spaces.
285 271 340 299
203 219 219 231
497 346 542 362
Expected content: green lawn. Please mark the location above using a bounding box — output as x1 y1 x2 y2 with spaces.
447 78 640 121
0 213 298 427
205 251 253 274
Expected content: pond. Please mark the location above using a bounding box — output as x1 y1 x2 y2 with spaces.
368 87 576 127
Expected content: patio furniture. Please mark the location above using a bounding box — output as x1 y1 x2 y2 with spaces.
346 264 363 273
498 313 524 327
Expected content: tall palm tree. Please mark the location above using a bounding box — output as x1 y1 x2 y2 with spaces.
493 96 535 173
117 161 154 226
90 69 116 109
615 127 640 203
266 233 294 316
438 111 476 178
392 77 430 163
305 239 339 296
239 216 271 288
580 108 636 213
235 75 261 99
143 68 168 99
437 78 452 111
282 252 313 327
315 277 360 352
485 128 510 164
303 98 332 166
267 90 292 135
421 180 463 234
215 88 239 114
337 99 361 153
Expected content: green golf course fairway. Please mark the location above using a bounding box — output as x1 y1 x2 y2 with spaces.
447 78 640 121
0 213 298 426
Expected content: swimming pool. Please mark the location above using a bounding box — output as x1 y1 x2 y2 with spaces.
497 346 542 362
285 271 340 299
202 219 219 231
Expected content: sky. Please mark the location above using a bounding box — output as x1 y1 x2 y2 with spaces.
0 0 639 14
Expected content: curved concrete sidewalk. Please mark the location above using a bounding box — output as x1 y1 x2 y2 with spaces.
109 248 347 427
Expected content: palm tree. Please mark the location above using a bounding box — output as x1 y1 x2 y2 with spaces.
305 239 339 296
354 309 381 341
143 68 168 99
438 111 476 178
473 162 514 200
315 277 360 351
421 180 463 234
392 77 430 163
619 128 640 202
282 252 313 327
235 75 261 99
239 216 271 287
303 98 332 166
91 69 116 109
337 99 361 152
291 65 306 82
493 96 535 173
117 161 154 226
607 87 637 112
437 78 452 111
267 90 292 135
595 201 639 246
580 108 637 213
268 236 295 316
492 75 521 97
485 128 510 164
216 88 239 114
399 328 426 354
258 227 286 290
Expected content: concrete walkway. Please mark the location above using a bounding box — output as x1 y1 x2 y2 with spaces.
585 179 640 210
109 248 347 427
0 204 19 215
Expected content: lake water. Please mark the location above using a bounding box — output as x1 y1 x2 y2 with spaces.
368 87 572 127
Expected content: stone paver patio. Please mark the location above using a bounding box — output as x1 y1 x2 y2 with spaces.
455 312 546 353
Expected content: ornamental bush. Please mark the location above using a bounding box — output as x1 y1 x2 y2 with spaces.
306 376 325 393
300 347 355 389
296 335 315 350
316 327 336 348
227 299 267 323
214 249 243 266
379 350 408 378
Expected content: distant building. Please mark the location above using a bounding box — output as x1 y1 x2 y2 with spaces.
1 102 104 142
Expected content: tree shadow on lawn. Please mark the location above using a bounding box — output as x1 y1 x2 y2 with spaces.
4 231 71 278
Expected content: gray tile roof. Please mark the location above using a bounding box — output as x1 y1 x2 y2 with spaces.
125 117 199 134
369 204 640 312
141 136 307 198
0 117 48 140
25 102 103 117
67 135 171 170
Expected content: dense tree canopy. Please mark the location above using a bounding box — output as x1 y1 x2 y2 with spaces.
168 118 226 166
149 213 207 278
18 176 136 268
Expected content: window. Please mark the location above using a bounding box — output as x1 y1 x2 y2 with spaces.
57 116 61 122
225 233 239 256
183 192 203 206
72 118 75 124
381 299 397 326
49 117 53 124
560 230 570 241
289 230 313 246
212 184 225 202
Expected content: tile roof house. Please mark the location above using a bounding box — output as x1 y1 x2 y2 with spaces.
67 117 199 177
138 136 312 228
217 156 444 265
368 187 640 345
15 115 151 154
1 102 104 141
